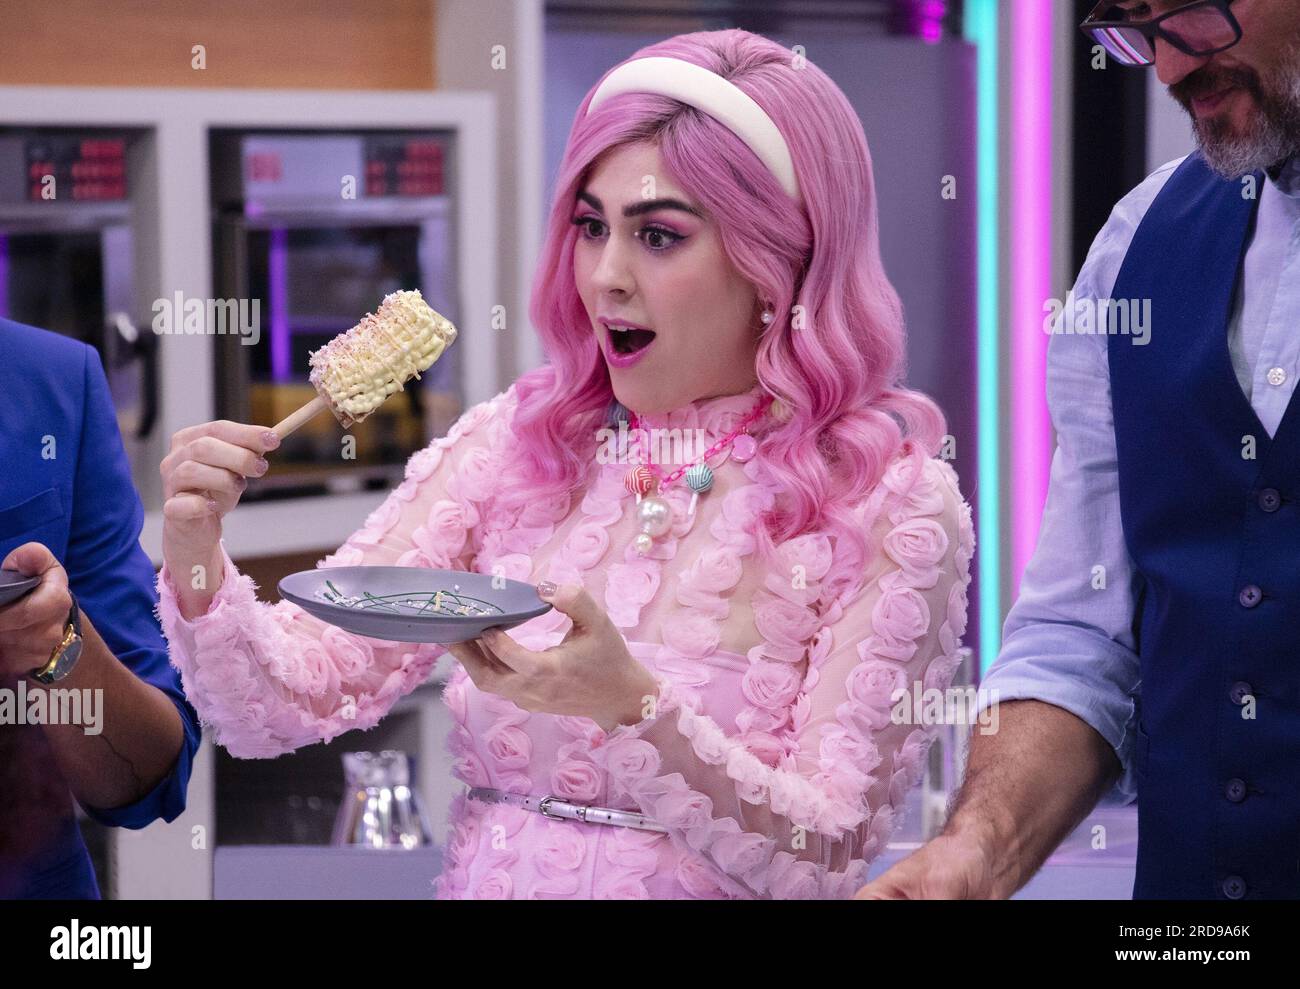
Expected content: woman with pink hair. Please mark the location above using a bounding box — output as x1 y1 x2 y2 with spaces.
157 28 973 899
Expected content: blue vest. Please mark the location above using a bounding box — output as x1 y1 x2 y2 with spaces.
1109 153 1300 899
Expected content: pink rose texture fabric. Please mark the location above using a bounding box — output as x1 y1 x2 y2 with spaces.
156 385 974 899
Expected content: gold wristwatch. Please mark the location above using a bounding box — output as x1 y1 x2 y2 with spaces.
31 592 83 685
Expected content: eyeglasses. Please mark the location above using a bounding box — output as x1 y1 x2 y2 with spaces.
1079 0 1243 67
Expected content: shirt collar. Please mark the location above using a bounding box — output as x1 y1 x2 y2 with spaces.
1266 154 1300 198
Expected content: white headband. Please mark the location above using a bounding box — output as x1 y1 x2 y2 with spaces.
585 56 802 203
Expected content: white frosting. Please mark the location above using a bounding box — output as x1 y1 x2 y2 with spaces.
308 289 456 427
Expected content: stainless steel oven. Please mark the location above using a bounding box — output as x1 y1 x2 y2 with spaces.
210 131 463 501
0 129 158 479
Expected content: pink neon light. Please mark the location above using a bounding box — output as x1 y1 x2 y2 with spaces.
1010 0 1054 591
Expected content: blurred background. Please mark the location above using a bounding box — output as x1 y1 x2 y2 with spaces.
0 0 1195 898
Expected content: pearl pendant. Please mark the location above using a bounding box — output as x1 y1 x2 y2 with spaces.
636 494 673 536
631 493 673 556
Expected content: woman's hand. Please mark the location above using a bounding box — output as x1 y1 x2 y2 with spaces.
444 582 660 733
160 420 280 619
0 542 73 680
161 420 279 538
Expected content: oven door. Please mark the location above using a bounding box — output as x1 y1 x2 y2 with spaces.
0 205 158 471
213 200 462 501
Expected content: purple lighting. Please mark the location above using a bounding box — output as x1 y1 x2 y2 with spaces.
269 227 290 382
0 235 8 320
888 0 948 43
1010 0 1054 591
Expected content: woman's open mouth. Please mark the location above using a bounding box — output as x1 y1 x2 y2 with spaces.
603 322 657 367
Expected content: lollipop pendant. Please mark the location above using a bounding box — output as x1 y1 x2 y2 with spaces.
625 464 654 504
685 463 714 516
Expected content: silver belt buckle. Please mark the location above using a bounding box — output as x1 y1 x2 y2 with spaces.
538 794 582 822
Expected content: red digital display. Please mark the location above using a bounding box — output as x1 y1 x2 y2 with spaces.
26 135 129 202
247 151 284 183
363 135 444 197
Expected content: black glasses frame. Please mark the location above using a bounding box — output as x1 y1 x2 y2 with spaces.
1079 0 1244 65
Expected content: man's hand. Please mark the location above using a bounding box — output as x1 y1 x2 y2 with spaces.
0 542 73 680
854 830 999 899
855 699 1123 900
0 543 186 811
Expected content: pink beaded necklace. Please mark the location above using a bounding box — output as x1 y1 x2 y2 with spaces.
622 393 774 555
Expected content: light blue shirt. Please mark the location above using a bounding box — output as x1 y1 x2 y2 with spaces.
977 153 1300 803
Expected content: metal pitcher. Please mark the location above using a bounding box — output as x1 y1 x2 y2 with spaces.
921 647 977 840
332 750 434 849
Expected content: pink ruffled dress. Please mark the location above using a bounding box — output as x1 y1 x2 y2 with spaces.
156 382 974 899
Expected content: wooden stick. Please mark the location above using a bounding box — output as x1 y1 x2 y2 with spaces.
272 395 329 438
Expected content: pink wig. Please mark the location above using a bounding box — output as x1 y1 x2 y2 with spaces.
504 28 946 598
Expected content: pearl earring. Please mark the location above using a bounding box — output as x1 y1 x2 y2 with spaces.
760 305 774 325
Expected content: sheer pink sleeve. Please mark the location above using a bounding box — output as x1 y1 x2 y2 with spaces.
155 389 516 758
587 456 974 898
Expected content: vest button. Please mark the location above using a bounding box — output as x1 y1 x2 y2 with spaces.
1222 875 1247 899
1238 585 1263 608
1229 681 1253 705
1225 778 1247 802
1259 488 1282 512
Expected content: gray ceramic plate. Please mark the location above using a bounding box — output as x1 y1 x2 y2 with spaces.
278 566 552 644
0 570 41 608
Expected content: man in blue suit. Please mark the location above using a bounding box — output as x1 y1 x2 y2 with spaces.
0 317 201 898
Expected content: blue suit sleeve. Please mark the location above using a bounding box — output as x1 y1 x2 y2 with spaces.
65 345 202 829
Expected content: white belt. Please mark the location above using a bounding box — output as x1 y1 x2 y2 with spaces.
467 786 668 833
